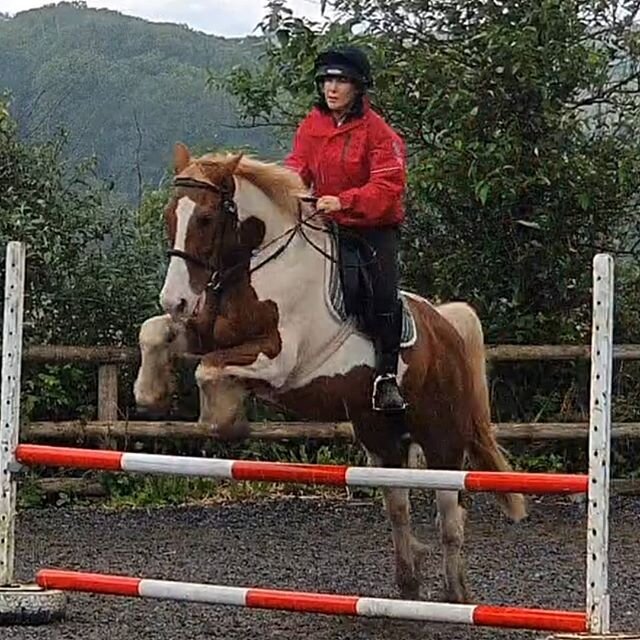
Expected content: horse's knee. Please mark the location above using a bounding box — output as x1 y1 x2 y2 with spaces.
196 364 248 438
134 315 185 411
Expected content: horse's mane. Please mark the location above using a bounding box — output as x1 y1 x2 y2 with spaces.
199 153 308 220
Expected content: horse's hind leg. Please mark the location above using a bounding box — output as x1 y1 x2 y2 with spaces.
414 418 470 603
366 447 427 600
435 488 470 603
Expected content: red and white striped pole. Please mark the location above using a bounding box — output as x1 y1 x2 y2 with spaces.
36 569 587 633
15 444 589 494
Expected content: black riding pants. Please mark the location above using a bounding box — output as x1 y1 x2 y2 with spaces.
337 224 402 375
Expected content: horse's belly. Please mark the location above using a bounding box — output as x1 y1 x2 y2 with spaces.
275 364 373 421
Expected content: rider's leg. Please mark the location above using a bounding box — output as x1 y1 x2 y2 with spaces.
359 225 407 412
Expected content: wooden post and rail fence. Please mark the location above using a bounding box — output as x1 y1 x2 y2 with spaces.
9 342 640 496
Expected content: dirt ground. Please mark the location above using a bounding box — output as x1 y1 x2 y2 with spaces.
5 493 640 639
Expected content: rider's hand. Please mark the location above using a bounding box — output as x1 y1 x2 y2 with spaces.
316 195 342 215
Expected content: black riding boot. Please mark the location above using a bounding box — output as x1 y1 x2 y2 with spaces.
372 305 407 412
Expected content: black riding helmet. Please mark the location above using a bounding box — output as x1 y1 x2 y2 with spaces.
313 45 373 89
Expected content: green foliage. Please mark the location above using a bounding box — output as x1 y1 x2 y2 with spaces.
103 475 226 508
211 2 356 130
219 0 640 344
216 0 640 437
0 95 173 421
21 364 94 421
0 99 163 349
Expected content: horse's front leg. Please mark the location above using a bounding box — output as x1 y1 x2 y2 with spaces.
133 314 188 415
363 444 428 600
195 334 297 440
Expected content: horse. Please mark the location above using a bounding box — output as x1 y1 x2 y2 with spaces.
133 142 527 603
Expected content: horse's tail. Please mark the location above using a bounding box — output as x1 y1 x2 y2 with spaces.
467 420 527 522
439 303 527 522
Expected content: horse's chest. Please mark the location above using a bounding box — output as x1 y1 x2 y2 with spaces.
215 292 281 349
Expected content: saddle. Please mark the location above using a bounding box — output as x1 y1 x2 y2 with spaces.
325 228 416 347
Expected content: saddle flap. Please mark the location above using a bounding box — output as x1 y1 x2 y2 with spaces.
325 230 417 348
338 233 374 317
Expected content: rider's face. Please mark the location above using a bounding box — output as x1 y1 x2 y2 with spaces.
323 76 357 114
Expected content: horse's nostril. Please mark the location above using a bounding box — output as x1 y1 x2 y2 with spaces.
177 298 187 313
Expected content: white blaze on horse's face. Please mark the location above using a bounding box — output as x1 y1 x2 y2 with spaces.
159 196 204 318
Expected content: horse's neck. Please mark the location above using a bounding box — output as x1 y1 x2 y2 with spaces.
234 178 295 245
233 176 329 301
234 177 328 267
230 178 369 388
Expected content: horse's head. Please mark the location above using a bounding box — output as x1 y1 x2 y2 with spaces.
160 142 244 319
160 142 313 322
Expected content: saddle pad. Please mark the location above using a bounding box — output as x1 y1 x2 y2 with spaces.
324 233 417 348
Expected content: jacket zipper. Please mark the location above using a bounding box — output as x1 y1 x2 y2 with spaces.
340 132 352 172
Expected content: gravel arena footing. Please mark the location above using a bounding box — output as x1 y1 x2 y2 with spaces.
4 493 640 639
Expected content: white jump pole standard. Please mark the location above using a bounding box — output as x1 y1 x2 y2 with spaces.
0 242 66 625
585 253 614 635
0 241 25 587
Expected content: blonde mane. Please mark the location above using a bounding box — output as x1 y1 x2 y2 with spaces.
199 153 308 219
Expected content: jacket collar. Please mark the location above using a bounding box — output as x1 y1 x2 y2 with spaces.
310 97 371 135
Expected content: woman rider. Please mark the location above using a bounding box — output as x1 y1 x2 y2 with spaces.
284 45 408 413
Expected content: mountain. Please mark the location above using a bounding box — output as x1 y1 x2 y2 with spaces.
0 1 280 202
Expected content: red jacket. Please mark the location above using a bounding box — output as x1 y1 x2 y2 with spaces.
284 100 406 227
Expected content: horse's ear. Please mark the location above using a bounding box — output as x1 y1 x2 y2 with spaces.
173 142 191 173
225 153 243 174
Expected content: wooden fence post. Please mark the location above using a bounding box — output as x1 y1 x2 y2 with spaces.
97 365 119 422
97 364 119 449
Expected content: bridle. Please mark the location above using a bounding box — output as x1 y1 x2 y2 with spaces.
166 175 378 307
167 176 244 299
166 177 331 305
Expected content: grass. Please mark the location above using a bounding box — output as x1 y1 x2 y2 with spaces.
101 474 356 509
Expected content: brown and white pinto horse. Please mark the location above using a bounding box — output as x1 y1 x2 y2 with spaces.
134 143 526 603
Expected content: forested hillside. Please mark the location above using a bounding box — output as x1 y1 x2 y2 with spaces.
0 1 277 202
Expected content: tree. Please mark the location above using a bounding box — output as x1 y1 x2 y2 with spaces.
0 3 275 202
1 95 172 420
218 0 640 346
0 95 165 348
216 0 640 435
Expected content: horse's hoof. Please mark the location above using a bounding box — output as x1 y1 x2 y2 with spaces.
211 419 251 442
442 584 472 604
398 579 421 601
399 587 421 601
